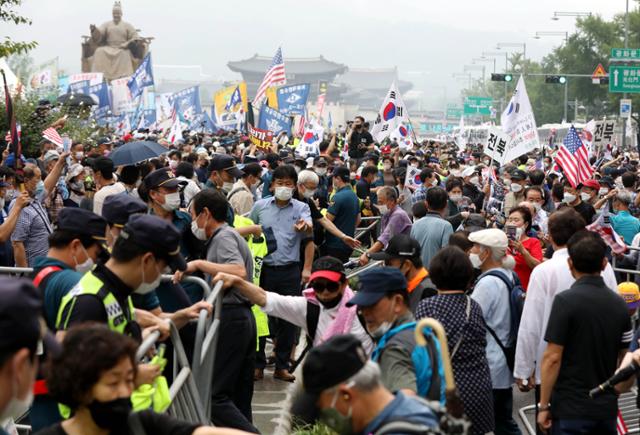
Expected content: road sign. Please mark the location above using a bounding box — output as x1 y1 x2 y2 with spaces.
609 65 640 93
446 107 463 119
620 99 632 118
592 64 607 78
464 96 493 115
611 48 640 62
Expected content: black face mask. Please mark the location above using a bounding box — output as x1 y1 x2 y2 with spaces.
318 293 342 309
88 397 132 431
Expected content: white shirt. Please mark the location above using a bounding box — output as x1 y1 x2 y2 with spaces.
514 248 618 384
262 292 374 354
93 182 126 216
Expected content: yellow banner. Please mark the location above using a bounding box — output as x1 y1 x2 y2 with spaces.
213 82 248 119
265 86 278 109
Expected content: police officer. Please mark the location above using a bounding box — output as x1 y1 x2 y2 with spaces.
102 193 147 248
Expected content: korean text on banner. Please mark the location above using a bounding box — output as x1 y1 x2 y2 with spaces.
500 76 540 163
111 76 134 115
483 126 512 165
592 120 616 148
276 84 310 116
258 105 291 136
248 124 274 151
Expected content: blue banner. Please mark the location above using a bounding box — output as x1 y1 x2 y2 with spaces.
137 109 157 129
88 82 111 119
277 83 310 116
127 53 154 100
170 86 202 125
189 111 217 133
224 86 242 111
258 105 291 136
68 80 90 95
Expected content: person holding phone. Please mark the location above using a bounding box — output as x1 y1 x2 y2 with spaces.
506 206 543 290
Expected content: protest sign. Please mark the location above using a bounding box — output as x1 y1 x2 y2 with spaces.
592 120 616 148
248 124 274 151
483 126 512 164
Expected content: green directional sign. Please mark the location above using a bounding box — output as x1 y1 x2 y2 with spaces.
609 65 640 93
611 48 640 62
464 96 493 115
446 107 463 119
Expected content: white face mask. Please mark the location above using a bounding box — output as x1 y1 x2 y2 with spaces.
430 178 438 187
74 246 95 274
0 197 5 210
599 187 609 196
469 253 483 269
580 192 592 202
135 259 162 295
449 194 462 202
75 151 84 161
190 218 208 241
161 192 180 211
510 183 523 193
169 160 179 170
469 176 479 185
302 188 317 199
563 193 577 204
377 204 388 215
0 370 34 421
275 186 293 201
222 181 234 193
369 320 394 339
316 167 327 176
533 202 542 212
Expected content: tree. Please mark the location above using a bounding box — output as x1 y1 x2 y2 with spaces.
0 0 37 58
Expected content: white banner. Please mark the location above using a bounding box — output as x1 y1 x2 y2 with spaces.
110 77 134 115
592 120 616 147
483 126 512 164
68 72 103 86
500 76 540 163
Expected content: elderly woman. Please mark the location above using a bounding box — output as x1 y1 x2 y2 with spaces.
506 206 543 290
415 246 494 435
36 324 253 435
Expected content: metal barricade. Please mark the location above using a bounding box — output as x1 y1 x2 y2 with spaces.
354 217 380 242
345 260 383 279
192 280 224 417
0 266 33 277
612 245 640 282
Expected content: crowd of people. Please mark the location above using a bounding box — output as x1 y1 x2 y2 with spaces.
2 110 640 435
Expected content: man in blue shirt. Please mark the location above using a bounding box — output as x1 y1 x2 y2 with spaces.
610 191 640 244
324 167 360 262
250 164 312 382
291 334 438 435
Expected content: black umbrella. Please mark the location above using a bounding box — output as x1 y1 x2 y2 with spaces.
57 93 96 106
108 140 168 166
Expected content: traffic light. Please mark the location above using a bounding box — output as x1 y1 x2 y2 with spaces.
491 73 513 82
545 75 567 84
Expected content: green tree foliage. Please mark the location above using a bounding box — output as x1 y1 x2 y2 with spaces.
0 0 37 57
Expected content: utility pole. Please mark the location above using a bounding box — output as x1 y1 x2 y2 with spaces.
623 0 630 148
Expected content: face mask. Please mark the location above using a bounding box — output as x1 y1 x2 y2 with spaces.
449 194 462 203
316 167 327 176
5 189 15 202
319 390 353 435
469 176 479 185
533 202 542 212
88 397 132 431
563 193 576 204
377 204 388 215
369 320 394 339
450 170 461 177
222 181 234 193
410 164 419 169
599 187 609 196
190 216 208 241
430 178 438 187
510 183 523 193
135 259 162 294
383 163 392 171
275 186 293 201
294 166 302 174
302 188 317 199
469 253 484 269
580 192 592 202
35 180 45 196
318 293 342 309
0 376 34 421
70 180 84 191
169 160 179 170
74 246 94 274
0 198 5 209
75 152 84 160
161 192 180 211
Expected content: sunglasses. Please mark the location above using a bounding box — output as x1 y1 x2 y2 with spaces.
311 281 340 294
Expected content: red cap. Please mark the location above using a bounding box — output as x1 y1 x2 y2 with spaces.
581 179 600 190
381 145 391 154
309 270 343 283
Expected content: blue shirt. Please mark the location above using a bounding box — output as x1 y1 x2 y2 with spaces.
250 196 311 266
611 210 640 244
326 186 360 251
410 213 453 268
32 256 83 329
362 392 438 434
261 171 273 199
411 184 428 205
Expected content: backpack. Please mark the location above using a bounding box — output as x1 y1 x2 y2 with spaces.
372 322 446 405
476 270 525 371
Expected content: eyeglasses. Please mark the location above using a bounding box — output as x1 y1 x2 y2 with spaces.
311 281 340 294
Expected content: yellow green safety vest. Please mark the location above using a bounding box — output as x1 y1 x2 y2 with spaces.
56 271 136 334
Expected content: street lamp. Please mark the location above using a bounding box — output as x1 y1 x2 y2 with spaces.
496 42 527 74
473 57 496 74
551 11 592 20
533 31 568 42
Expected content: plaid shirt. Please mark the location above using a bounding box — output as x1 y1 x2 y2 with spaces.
411 185 428 204
10 195 52 267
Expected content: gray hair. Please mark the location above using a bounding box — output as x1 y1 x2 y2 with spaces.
378 186 398 203
326 360 382 393
297 169 319 186
479 244 507 262
615 191 632 206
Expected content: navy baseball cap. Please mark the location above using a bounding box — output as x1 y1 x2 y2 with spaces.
56 208 108 248
0 277 59 356
369 234 421 262
332 166 350 182
208 155 243 178
143 168 180 190
119 215 187 272
102 194 148 227
346 268 407 307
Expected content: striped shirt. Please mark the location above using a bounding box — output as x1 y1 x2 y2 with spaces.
10 194 52 267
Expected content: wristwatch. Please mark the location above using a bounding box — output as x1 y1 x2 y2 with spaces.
537 403 551 412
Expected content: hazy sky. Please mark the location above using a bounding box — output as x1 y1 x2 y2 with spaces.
4 0 628 107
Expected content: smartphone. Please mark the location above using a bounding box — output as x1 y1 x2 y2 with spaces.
506 225 517 240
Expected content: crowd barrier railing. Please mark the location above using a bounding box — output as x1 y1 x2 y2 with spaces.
0 266 33 276
354 216 380 242
612 245 640 281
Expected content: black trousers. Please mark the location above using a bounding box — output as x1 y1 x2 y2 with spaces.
210 304 258 433
259 263 301 370
492 388 522 435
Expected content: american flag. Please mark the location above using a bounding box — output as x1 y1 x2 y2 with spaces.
254 47 286 106
556 125 593 188
42 127 63 147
